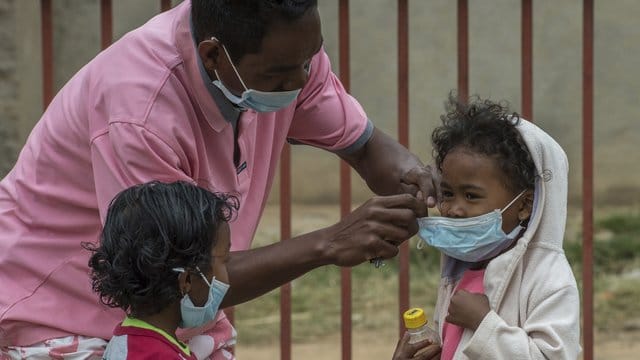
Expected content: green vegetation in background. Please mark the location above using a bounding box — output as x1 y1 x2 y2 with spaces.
565 213 640 274
564 212 640 332
235 212 640 345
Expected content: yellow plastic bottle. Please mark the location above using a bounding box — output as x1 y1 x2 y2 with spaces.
403 307 440 345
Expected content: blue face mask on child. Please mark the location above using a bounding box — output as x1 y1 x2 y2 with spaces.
211 37 304 113
417 190 526 262
173 267 229 328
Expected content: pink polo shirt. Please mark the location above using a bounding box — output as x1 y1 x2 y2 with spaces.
0 1 369 347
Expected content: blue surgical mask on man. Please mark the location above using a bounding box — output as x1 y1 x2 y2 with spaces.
173 267 229 328
417 190 527 262
210 37 305 112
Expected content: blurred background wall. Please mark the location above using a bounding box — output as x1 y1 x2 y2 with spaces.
1 0 638 208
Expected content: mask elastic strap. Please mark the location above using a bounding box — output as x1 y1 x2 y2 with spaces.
500 189 527 214
195 266 214 288
211 37 248 91
173 266 214 288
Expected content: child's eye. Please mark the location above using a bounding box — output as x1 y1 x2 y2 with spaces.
465 193 479 200
442 190 454 198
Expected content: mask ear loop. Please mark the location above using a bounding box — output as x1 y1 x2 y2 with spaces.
173 267 187 297
194 266 214 288
500 189 527 214
211 37 248 91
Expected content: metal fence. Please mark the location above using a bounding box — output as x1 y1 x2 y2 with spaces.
38 1 595 359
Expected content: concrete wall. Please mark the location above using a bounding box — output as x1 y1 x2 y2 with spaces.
1 0 639 206
1 0 176 174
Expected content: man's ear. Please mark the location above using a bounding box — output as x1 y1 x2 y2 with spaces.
177 270 192 296
518 189 534 222
198 37 222 75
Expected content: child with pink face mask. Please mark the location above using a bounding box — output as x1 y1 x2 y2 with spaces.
84 181 237 360
393 94 580 360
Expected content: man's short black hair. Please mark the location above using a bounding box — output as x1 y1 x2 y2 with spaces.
192 0 318 63
84 181 238 318
431 92 537 193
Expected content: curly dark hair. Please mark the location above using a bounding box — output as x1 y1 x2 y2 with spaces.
431 93 537 193
83 181 238 318
192 0 318 63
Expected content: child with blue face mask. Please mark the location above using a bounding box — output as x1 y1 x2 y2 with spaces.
84 181 238 360
394 94 580 360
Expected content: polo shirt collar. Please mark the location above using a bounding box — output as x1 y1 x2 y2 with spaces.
174 2 238 132
189 15 241 127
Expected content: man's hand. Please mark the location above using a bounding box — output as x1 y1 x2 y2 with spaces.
445 290 491 330
400 164 441 208
392 332 441 360
322 194 425 267
340 128 440 208
223 194 426 306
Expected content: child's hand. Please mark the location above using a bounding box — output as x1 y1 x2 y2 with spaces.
392 331 441 360
445 289 490 330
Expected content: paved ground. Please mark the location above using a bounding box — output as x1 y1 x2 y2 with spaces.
235 330 640 359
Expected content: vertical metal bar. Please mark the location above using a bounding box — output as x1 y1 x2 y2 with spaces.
100 0 113 50
397 0 410 338
338 1 352 359
279 144 292 360
521 0 533 120
457 0 469 101
160 0 172 12
40 0 53 109
582 1 594 359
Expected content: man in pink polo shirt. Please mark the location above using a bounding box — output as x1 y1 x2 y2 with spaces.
0 1 436 359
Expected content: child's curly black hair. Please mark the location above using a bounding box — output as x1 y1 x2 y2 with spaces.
83 181 238 318
431 93 537 193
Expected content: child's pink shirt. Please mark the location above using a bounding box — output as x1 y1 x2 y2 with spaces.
441 269 486 360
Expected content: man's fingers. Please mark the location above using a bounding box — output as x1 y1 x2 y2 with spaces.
366 206 415 223
368 222 412 245
370 240 399 260
426 195 437 208
429 167 442 207
363 207 419 244
400 164 440 210
412 164 441 208
370 194 427 219
399 183 419 197
370 193 419 208
378 207 415 224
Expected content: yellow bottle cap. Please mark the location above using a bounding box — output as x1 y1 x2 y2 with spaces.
403 308 427 329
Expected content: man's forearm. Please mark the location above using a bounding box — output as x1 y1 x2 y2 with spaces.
221 228 329 307
221 191 427 307
342 127 424 196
